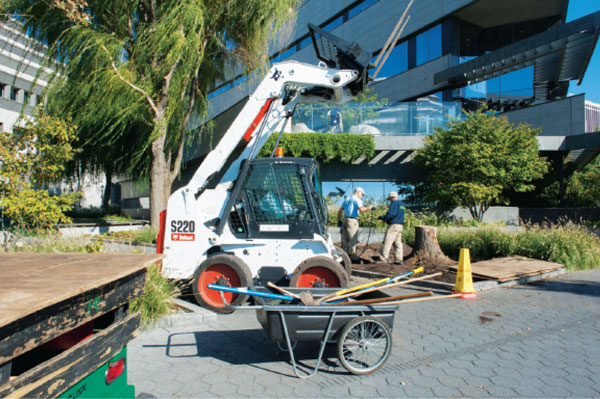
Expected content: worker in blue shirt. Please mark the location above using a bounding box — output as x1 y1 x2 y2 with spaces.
377 191 405 264
337 187 376 262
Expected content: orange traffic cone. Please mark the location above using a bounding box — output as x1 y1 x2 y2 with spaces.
453 248 477 299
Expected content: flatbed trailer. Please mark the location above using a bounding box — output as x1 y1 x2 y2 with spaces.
0 253 162 398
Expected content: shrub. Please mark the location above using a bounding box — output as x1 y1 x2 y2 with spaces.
0 113 80 231
129 264 180 327
258 132 375 163
65 205 123 220
1 188 80 231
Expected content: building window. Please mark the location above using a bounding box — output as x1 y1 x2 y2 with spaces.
486 66 534 100
348 0 378 19
455 65 534 110
207 0 382 98
323 15 344 32
10 87 18 101
371 41 408 79
416 24 442 66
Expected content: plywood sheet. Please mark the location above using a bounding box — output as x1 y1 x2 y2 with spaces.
449 256 562 282
0 253 162 327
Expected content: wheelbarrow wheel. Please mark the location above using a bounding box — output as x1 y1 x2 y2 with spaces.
192 254 252 314
337 316 392 375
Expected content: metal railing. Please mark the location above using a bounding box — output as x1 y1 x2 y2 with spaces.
290 101 462 135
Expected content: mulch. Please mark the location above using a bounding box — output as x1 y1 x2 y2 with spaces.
339 242 459 284
344 242 564 285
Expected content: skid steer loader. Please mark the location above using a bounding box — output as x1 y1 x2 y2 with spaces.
159 24 373 313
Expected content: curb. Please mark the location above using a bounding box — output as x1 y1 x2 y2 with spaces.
351 267 568 292
153 299 218 328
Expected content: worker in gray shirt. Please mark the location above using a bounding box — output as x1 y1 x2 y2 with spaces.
377 191 405 264
338 187 375 262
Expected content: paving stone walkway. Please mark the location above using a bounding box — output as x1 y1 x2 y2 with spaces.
129 270 600 398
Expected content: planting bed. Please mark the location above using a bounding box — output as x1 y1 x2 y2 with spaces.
348 242 563 284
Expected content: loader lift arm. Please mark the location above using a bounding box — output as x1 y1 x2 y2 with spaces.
186 25 372 236
161 24 372 285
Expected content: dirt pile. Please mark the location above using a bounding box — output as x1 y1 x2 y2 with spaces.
337 242 458 284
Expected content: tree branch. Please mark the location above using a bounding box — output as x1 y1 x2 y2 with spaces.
99 43 159 117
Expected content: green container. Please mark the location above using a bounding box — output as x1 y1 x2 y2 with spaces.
59 347 134 399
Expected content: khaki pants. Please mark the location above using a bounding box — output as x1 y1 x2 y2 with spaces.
380 224 403 262
342 218 359 257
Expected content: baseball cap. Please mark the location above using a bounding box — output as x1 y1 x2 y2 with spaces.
355 187 365 195
387 191 398 199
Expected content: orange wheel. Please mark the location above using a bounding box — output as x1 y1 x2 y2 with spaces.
192 254 252 314
290 256 349 288
294 266 341 287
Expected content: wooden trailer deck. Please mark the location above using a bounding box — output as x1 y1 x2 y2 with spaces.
0 253 162 398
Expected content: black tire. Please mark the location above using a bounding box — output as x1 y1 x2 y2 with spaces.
334 247 352 277
192 253 252 314
337 316 392 375
289 256 349 288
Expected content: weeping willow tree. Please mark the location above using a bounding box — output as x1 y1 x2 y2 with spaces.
2 0 298 228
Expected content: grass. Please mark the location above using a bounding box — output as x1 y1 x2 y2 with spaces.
97 228 157 245
331 206 599 272
2 234 105 253
129 264 180 328
431 223 600 271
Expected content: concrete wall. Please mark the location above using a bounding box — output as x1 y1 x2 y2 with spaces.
451 206 520 226
371 55 454 101
502 94 586 136
520 208 600 224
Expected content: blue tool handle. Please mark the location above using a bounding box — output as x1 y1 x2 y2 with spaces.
386 269 415 283
207 284 296 301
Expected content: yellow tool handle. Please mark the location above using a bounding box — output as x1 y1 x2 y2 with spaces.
333 266 424 296
334 277 389 297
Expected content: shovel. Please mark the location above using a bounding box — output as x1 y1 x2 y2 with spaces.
317 266 424 304
207 284 298 302
322 272 442 303
326 290 433 306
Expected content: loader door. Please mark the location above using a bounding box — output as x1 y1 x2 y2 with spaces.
239 159 321 239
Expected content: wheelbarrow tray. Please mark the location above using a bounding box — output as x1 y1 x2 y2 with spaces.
256 304 397 342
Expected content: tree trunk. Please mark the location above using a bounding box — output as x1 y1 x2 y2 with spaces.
102 163 112 210
404 225 454 267
150 134 170 231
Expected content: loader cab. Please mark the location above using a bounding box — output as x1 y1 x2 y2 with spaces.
227 158 328 240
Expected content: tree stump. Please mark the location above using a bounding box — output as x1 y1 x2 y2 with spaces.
404 225 454 267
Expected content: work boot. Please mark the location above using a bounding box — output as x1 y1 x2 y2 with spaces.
375 258 388 264
394 260 404 265
350 255 360 263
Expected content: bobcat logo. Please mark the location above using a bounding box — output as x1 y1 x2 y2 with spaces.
271 68 282 81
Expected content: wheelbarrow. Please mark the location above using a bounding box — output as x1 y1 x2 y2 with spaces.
208 285 398 378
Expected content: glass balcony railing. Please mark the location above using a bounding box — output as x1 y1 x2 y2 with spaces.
290 101 462 135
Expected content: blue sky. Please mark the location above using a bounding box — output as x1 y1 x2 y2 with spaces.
566 0 600 103
324 1 600 203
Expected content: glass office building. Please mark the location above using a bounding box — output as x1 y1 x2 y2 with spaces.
193 0 600 183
